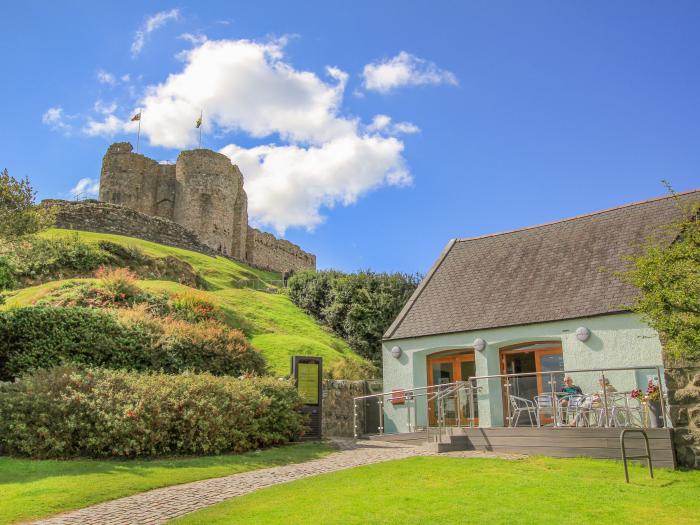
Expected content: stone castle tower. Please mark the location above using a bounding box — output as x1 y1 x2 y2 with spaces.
98 143 315 272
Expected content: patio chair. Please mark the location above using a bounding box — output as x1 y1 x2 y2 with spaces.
608 393 643 428
556 394 585 426
509 395 540 427
534 394 559 426
570 394 595 427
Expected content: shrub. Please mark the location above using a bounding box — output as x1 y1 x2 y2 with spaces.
95 266 140 302
327 357 379 380
169 291 220 322
6 235 112 282
0 306 267 380
0 307 152 380
120 312 267 376
0 256 16 290
288 270 421 366
0 366 306 458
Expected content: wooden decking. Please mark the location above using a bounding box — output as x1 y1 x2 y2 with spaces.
368 427 677 469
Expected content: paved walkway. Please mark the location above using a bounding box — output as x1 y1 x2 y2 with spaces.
31 440 521 525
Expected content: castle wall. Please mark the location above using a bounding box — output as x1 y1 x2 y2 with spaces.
173 150 240 256
96 142 316 273
246 227 316 272
44 199 215 255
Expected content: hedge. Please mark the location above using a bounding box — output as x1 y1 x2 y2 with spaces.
0 367 306 458
0 307 266 380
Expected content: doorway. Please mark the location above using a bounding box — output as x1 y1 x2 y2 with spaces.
500 342 564 425
426 350 478 426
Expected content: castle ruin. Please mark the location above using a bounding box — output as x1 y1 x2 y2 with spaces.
96 142 315 273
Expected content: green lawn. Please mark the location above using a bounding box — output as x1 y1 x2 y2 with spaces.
0 442 331 525
1 228 366 375
171 456 700 525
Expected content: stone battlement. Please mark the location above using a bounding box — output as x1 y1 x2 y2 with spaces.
94 143 315 273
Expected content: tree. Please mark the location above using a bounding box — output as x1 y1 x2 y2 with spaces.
623 198 700 362
0 168 53 243
288 270 421 365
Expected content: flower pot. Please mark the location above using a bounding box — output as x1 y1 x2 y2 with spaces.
647 399 663 428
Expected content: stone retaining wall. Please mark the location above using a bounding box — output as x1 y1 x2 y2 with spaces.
44 199 216 255
322 379 382 437
665 365 700 468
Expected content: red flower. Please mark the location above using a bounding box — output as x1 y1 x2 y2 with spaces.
126 410 136 418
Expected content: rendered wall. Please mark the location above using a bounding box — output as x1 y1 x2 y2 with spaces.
381 312 664 433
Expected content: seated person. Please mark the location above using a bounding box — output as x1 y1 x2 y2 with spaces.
590 377 617 408
559 375 583 404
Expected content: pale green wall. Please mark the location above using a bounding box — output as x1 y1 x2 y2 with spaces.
381 312 663 433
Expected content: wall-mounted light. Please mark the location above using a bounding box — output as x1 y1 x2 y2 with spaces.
473 338 487 352
575 327 591 342
390 346 402 358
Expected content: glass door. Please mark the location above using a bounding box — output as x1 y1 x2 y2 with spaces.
500 343 564 426
427 351 477 426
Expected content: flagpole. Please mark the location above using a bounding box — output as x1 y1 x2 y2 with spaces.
199 110 203 148
136 112 141 153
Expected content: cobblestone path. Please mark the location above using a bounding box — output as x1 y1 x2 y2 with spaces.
30 440 521 525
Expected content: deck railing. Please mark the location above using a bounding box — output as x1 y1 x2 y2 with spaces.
352 364 669 441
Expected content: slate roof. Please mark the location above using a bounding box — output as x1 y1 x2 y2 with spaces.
384 189 700 341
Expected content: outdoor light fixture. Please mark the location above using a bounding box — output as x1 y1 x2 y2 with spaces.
575 327 591 342
473 338 487 352
390 346 402 358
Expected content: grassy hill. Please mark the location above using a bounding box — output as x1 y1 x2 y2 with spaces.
1 229 366 376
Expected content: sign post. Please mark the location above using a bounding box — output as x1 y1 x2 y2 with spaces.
291 356 323 440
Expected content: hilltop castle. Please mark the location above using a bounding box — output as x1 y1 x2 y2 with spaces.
93 142 315 272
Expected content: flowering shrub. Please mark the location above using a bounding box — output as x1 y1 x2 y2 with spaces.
0 366 306 458
95 266 140 302
0 306 267 380
5 235 112 283
169 291 220 322
631 380 661 402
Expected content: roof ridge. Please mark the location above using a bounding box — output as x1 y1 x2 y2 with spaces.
456 187 700 243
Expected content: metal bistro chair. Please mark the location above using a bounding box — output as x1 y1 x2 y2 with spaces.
560 394 586 426
608 393 644 428
509 395 540 427
534 394 560 426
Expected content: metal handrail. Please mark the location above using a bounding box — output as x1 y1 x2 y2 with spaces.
353 364 668 438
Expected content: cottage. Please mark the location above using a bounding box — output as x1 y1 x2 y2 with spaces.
372 189 699 466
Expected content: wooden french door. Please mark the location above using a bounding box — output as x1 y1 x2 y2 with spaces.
500 343 564 425
427 351 478 426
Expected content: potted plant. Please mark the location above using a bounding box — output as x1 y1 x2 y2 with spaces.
631 380 663 428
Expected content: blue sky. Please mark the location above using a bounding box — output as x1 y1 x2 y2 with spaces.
1 1 699 274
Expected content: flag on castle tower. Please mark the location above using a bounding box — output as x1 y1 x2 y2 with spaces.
131 111 141 122
195 113 202 128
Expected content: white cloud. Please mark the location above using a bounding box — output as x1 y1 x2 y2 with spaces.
121 74 131 82
367 114 420 135
83 114 136 137
70 177 100 199
42 106 71 132
131 8 180 57
220 134 409 234
97 69 116 85
93 99 118 115
86 37 413 233
362 51 457 93
179 32 207 45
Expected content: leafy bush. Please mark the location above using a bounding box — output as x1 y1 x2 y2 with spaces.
95 266 140 302
169 291 220 322
97 240 149 265
35 281 170 314
0 256 16 290
0 168 54 243
288 270 421 366
6 235 112 282
622 201 700 362
0 307 152 381
0 306 267 380
119 309 267 376
327 357 379 380
0 366 306 458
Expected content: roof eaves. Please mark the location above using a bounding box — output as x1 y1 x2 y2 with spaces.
382 238 457 340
